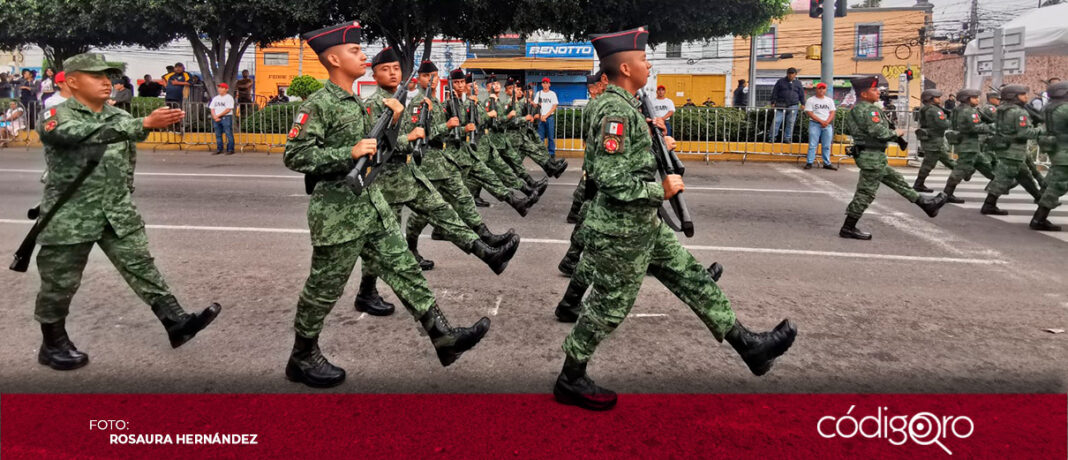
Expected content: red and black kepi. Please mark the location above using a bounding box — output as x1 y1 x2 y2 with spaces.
371 47 399 68
418 60 438 74
301 22 361 55
850 76 879 93
590 26 649 60
449 69 465 81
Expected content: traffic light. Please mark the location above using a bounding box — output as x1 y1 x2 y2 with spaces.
905 67 914 81
809 0 822 18
835 0 847 17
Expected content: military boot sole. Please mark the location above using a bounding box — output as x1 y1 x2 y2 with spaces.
566 213 580 224
435 317 491 367
1030 221 1063 232
946 195 965 204
739 320 797 376
430 230 446 240
487 238 521 275
285 361 346 388
553 379 617 411
38 348 89 371
708 262 724 282
980 206 1009 216
355 296 397 316
913 186 934 193
168 303 222 349
839 228 873 240
418 259 435 271
554 304 580 323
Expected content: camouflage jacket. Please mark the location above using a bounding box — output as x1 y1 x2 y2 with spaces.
283 81 395 247
479 94 510 151
36 98 148 245
845 100 895 168
414 88 456 181
1045 102 1068 165
364 87 436 204
994 102 1044 161
918 103 950 151
582 84 664 237
439 94 477 168
950 104 992 153
979 104 998 123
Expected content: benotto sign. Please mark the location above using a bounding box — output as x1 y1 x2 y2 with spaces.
525 42 594 59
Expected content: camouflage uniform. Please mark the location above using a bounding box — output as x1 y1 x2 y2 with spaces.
561 84 736 363
284 81 435 338
978 102 1001 175
946 103 996 186
843 100 921 219
506 95 556 171
473 94 527 191
34 97 170 324
914 102 955 190
985 102 1043 201
558 94 609 279
1037 101 1068 211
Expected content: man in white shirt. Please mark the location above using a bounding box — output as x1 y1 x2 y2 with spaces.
804 82 837 170
535 77 559 157
43 71 69 110
651 84 676 136
209 82 236 154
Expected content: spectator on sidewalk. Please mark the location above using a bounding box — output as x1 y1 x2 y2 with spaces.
804 82 837 170
138 74 163 97
1 100 25 146
733 79 748 107
38 68 57 105
210 83 236 155
683 98 696 107
535 77 558 157
43 72 69 110
109 78 133 112
651 85 676 136
769 68 805 143
267 87 289 105
16 69 37 127
235 69 254 117
165 63 191 106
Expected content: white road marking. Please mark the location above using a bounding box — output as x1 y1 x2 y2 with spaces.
629 313 669 318
356 313 368 321
490 296 502 316
0 169 301 180
548 182 834 194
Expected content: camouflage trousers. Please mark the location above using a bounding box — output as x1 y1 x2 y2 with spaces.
469 139 525 198
917 148 956 177
1037 165 1068 209
562 222 736 363
296 220 434 338
985 158 1042 200
559 200 590 277
948 150 996 183
497 137 537 183
568 175 587 217
448 145 514 201
846 154 920 219
362 185 480 279
35 225 170 324
407 167 484 242
507 132 552 168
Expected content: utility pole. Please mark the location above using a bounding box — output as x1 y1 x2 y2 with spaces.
298 39 304 77
991 28 1004 88
748 36 758 108
968 0 980 42
821 0 835 89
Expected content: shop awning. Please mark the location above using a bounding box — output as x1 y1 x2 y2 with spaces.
461 57 593 71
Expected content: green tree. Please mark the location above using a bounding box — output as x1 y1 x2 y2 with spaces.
287 75 323 100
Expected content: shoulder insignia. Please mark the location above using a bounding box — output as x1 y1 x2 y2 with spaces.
1019 115 1027 127
411 106 421 123
601 116 626 154
938 111 946 120
44 119 57 132
288 112 310 139
43 108 57 120
972 113 981 123
870 110 881 123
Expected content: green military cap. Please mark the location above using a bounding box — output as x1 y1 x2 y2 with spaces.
921 89 942 102
956 89 980 102
986 91 1000 100
1047 81 1068 100
63 53 122 74
999 84 1029 100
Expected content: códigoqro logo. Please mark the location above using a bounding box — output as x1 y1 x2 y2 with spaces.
817 405 974 455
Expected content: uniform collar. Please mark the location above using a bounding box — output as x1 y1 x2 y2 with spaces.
604 84 641 109
324 80 357 101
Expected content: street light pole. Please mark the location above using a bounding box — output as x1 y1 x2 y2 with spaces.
821 0 835 90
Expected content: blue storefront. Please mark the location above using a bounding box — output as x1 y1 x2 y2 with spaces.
462 40 594 105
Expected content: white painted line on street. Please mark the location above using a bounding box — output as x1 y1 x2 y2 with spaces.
952 202 1043 211
987 214 1068 224
630 313 669 318
0 169 301 180
491 296 502 316
356 313 368 322
0 220 1007 265
548 182 834 194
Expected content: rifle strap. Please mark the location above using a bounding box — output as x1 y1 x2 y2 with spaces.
11 156 101 272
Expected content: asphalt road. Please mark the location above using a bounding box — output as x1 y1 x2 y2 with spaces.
0 148 1064 394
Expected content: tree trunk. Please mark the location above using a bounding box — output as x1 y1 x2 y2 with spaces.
187 33 254 99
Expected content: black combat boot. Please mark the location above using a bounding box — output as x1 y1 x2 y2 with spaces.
943 178 965 203
566 205 581 224
38 320 89 370
420 305 490 367
725 319 797 376
1030 206 1062 231
430 227 446 240
407 233 435 270
707 262 724 282
557 253 578 277
27 204 40 220
151 295 221 348
470 237 520 275
554 278 587 323
504 191 535 217
524 179 548 197
544 158 568 178
1019 176 1043 203
285 334 346 388
839 215 873 240
912 173 934 193
473 196 490 207
553 356 617 411
475 223 516 247
354 275 396 316
980 193 1008 215
916 192 948 218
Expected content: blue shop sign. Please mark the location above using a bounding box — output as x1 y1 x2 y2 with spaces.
525 42 594 59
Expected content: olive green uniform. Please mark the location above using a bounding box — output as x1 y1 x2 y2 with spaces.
946 104 995 184
844 100 921 219
1037 102 1068 209
985 103 1044 200
916 103 956 181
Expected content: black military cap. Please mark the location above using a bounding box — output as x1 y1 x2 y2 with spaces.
999 84 1029 100
485 74 497 83
956 89 980 102
371 47 399 68
586 73 600 85
302 22 362 55
590 26 649 60
449 69 465 81
504 77 516 87
921 89 942 102
418 60 438 74
850 76 879 93
465 72 474 83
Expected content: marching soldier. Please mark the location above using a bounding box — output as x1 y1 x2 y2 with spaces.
31 52 220 371
553 27 796 411
942 89 996 202
506 83 568 179
405 61 529 271
354 48 521 316
1031 81 1068 231
981 85 1044 215
565 72 607 224
468 74 547 205
839 76 948 240
283 23 489 388
979 91 1002 176
913 89 956 196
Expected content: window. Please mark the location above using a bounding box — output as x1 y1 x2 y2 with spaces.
855 24 882 59
702 39 719 58
666 43 682 58
263 52 289 66
757 27 777 59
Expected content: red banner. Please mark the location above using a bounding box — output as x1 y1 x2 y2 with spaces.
2 394 1064 458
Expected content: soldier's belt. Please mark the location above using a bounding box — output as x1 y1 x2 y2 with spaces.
387 154 409 164
303 172 347 195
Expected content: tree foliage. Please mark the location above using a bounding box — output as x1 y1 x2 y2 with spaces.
287 75 323 100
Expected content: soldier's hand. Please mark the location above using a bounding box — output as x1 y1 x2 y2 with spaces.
524 115 534 122
507 110 516 119
407 127 426 142
447 117 460 129
384 98 404 123
895 129 905 137
649 117 667 132
663 174 685 199
664 135 677 151
423 97 433 110
143 108 185 129
352 138 377 159
464 123 476 132
487 110 498 118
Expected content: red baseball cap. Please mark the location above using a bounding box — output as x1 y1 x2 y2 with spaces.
541 77 550 83
815 82 827 89
657 85 665 90
54 71 65 83
217 83 229 89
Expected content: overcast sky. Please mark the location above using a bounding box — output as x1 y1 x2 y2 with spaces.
871 0 1042 32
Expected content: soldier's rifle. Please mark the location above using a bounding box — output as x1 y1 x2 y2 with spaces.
444 87 465 143
344 76 411 195
412 98 431 165
639 90 694 238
